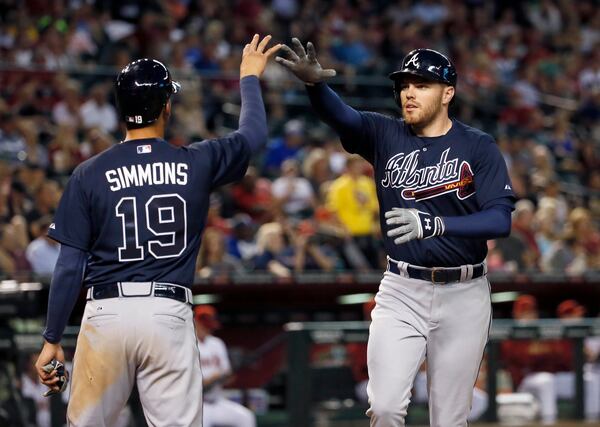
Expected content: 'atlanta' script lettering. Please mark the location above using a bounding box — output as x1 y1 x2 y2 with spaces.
382 148 476 201
382 148 458 189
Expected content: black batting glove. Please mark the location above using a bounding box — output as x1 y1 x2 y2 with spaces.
275 38 336 84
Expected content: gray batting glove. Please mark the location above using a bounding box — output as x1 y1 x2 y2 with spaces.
275 38 336 84
385 208 445 245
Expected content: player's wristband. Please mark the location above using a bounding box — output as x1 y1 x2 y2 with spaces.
416 211 445 239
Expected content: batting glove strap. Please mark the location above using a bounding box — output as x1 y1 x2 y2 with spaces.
416 211 445 239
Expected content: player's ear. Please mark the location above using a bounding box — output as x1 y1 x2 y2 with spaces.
442 85 455 106
163 100 172 123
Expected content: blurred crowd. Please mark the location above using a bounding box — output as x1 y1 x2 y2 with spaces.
0 0 600 280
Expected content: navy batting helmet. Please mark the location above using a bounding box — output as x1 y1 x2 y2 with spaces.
389 49 457 107
115 58 181 128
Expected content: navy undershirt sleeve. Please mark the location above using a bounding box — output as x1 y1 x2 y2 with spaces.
442 204 512 239
42 244 87 344
238 76 267 154
305 83 363 140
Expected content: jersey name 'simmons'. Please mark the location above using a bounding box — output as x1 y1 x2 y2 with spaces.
106 162 189 191
381 148 475 201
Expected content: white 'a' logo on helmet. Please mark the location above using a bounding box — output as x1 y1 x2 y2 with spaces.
405 53 419 68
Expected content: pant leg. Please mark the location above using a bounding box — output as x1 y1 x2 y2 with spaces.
202 401 216 427
135 298 203 427
67 300 136 427
518 372 557 423
355 380 368 404
426 277 491 427
114 406 133 427
366 274 430 427
555 370 600 420
203 398 256 427
583 367 600 420
468 388 489 421
412 370 428 403
414 371 488 421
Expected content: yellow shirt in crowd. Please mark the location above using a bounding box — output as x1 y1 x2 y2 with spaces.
327 174 379 236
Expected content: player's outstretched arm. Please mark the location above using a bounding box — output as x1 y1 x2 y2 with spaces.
237 34 281 154
276 38 364 146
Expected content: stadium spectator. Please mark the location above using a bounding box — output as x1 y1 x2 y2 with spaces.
194 305 257 427
0 216 31 280
262 119 305 177
197 228 245 279
326 155 380 269
205 194 232 236
51 80 82 128
253 221 336 276
0 0 600 279
0 112 27 164
25 180 60 238
271 158 316 220
231 166 273 223
253 222 294 278
496 200 538 271
301 147 333 194
226 214 260 266
79 83 118 133
25 216 59 278
48 125 83 175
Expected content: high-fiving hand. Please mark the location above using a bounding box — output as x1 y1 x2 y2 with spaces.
240 34 283 79
276 38 337 84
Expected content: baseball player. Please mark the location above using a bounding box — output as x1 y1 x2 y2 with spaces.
194 305 256 427
34 34 281 426
277 40 515 426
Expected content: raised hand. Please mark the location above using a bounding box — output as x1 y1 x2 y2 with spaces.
275 38 336 84
240 34 283 79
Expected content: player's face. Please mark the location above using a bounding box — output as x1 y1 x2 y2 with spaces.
399 78 452 127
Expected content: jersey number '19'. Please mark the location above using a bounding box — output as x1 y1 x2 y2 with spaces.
115 194 187 261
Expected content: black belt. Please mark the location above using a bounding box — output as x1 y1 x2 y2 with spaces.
87 283 191 304
387 259 485 284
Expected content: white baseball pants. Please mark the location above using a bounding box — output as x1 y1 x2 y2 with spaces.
366 271 491 427
67 296 203 426
203 397 256 427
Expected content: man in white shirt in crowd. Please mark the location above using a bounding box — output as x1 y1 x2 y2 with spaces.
79 83 118 134
271 158 316 220
25 217 60 277
194 305 256 427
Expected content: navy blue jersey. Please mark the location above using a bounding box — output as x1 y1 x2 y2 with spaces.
342 114 515 267
48 135 250 288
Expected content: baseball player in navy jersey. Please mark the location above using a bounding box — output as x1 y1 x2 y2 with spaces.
277 40 515 426
34 34 281 426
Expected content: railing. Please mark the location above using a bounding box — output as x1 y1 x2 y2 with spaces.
284 319 600 427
